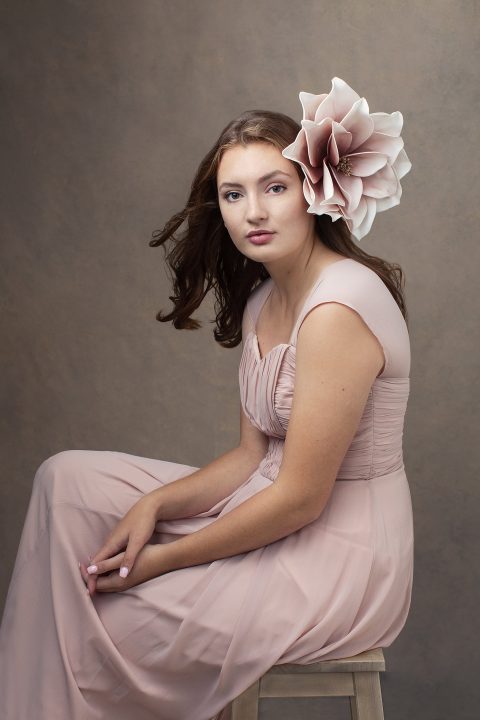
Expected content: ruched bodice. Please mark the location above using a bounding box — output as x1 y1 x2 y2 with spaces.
239 332 410 481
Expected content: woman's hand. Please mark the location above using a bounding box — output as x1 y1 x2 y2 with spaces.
79 543 169 594
80 493 161 594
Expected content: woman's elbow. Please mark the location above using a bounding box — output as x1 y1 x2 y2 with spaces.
274 472 337 527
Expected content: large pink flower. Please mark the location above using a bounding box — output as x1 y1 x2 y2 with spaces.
282 76 412 240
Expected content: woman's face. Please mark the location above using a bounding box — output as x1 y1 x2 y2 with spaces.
217 142 317 264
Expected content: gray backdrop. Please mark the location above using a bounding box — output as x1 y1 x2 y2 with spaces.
1 1 478 719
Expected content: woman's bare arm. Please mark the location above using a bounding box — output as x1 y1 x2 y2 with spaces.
149 414 268 520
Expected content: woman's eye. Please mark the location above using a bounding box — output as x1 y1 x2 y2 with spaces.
269 184 286 194
224 191 240 201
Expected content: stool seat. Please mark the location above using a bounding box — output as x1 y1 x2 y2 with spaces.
214 647 386 720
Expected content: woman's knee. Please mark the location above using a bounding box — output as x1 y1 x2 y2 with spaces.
33 449 96 500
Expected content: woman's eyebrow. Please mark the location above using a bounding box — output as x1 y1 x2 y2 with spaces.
218 170 291 191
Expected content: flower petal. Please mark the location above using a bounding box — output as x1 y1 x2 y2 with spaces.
303 118 332 175
303 176 316 205
305 172 338 214
350 196 378 240
330 165 363 213
313 76 362 125
347 151 389 177
370 110 403 137
282 129 322 183
340 97 374 152
356 133 404 164
299 91 329 122
322 159 346 206
344 195 368 230
362 163 398 199
392 147 412 180
328 121 352 164
376 179 402 212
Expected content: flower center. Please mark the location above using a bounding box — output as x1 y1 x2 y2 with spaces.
336 156 353 176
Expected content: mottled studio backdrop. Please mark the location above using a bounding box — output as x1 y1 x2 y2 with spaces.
1 1 478 719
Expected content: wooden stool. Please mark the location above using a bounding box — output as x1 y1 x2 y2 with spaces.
223 647 386 720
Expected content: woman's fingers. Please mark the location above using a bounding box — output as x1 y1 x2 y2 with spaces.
94 544 161 594
87 499 158 577
116 536 145 579
88 536 148 580
86 552 124 577
89 533 127 568
78 561 97 596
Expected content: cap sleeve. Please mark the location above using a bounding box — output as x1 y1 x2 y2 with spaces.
291 259 411 379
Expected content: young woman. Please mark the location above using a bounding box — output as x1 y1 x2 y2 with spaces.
0 77 414 720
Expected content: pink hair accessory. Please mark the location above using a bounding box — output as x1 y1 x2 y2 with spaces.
282 76 412 240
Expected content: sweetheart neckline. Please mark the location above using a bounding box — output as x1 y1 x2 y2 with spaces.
248 330 296 364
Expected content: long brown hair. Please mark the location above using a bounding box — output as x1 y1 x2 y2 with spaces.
149 109 408 348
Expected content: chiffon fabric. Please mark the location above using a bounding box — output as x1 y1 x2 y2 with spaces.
0 257 414 720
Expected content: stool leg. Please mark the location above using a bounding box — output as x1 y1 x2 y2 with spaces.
210 702 233 720
350 693 359 720
230 679 260 720
350 672 384 720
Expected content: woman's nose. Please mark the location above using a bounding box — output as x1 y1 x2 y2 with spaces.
245 194 267 222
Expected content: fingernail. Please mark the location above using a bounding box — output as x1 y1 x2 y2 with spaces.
119 566 129 578
87 565 97 574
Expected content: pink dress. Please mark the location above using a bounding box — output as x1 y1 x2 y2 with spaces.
0 257 414 720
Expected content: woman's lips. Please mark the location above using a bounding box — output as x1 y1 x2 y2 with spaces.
248 232 275 245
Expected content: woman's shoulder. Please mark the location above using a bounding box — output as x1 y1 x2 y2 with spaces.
320 257 389 288
307 257 410 378
314 258 400 314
